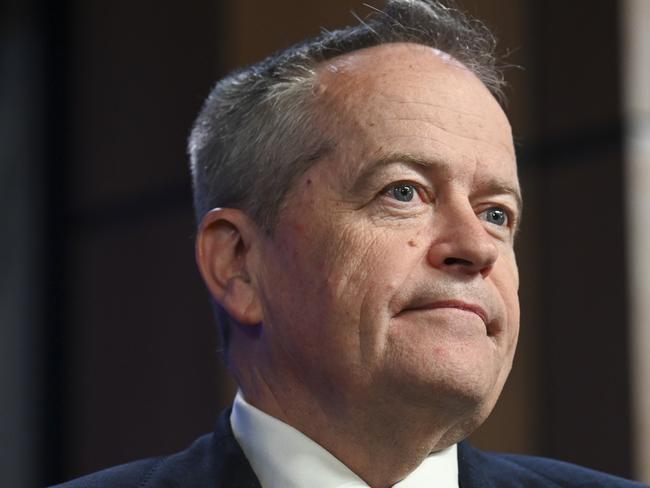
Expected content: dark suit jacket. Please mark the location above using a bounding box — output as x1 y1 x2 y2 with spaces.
53 408 648 487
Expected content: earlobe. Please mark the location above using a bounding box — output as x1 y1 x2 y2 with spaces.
196 208 263 326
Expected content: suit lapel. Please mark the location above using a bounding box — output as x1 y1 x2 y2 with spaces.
212 408 263 488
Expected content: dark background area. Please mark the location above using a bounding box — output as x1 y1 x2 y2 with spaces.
0 0 638 486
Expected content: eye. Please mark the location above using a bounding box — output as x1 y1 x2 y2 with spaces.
481 207 509 226
388 184 416 202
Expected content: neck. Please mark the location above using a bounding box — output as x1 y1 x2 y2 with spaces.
233 362 474 488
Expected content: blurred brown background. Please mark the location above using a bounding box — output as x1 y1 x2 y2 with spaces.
1 0 647 486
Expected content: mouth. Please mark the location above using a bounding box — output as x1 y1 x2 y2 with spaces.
399 300 489 326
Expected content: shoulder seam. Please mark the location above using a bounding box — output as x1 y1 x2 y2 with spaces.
501 456 575 488
138 457 167 487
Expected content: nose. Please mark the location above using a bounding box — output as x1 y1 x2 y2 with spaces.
427 201 499 278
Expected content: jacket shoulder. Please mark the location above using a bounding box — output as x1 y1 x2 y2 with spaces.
50 409 260 488
498 453 648 487
50 457 166 488
460 443 647 487
50 433 222 488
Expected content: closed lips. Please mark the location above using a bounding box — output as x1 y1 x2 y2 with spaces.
401 300 489 325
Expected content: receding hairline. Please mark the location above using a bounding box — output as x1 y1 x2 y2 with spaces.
307 42 500 136
312 41 473 88
301 42 509 171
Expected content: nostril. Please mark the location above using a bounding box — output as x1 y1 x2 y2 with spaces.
444 257 473 266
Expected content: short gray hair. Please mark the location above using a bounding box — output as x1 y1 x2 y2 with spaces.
188 0 505 352
188 0 504 232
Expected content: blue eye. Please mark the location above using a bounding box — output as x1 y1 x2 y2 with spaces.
483 207 508 226
390 184 415 202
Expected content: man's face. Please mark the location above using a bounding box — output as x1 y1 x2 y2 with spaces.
254 43 520 428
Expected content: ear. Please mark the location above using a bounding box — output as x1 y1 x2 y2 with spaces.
195 208 263 326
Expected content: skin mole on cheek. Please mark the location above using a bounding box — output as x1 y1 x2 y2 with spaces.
408 239 417 247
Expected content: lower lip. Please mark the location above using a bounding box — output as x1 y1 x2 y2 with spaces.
408 305 485 323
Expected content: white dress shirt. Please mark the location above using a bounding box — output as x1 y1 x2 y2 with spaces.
230 391 459 488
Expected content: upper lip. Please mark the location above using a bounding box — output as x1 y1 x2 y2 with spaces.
400 299 489 325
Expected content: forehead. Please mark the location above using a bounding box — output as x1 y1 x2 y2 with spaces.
315 43 500 118
310 43 517 188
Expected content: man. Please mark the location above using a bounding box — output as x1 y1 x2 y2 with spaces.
55 1 647 487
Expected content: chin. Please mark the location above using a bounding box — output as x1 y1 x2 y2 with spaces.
383 351 509 418
443 358 513 435
380 326 515 420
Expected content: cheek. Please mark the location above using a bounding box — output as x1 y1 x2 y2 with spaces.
304 222 420 326
316 227 398 332
269 206 431 340
494 253 520 347
323 225 433 350
268 218 377 326
495 245 519 295
321 224 427 298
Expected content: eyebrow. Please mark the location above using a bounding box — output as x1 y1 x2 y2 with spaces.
351 151 523 216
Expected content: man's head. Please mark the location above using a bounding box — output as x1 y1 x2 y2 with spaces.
192 0 520 456
189 0 506 349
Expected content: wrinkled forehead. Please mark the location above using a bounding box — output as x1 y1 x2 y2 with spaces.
312 43 512 140
308 42 517 179
314 43 473 99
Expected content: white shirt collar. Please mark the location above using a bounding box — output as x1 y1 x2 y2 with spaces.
230 391 459 488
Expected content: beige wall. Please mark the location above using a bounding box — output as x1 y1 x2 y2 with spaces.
623 0 650 481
